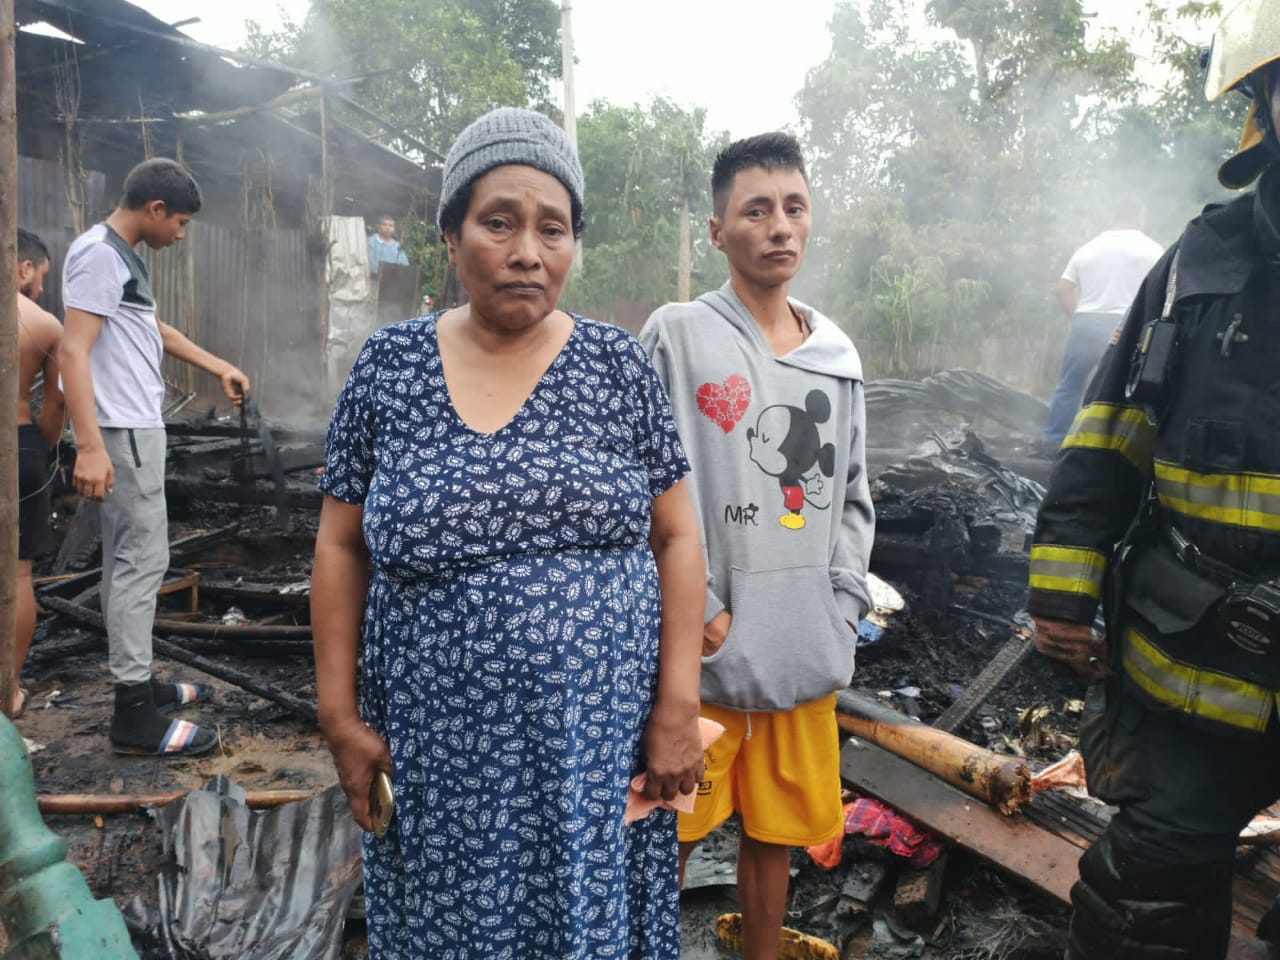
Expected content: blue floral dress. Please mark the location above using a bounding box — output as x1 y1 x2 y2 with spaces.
319 314 689 960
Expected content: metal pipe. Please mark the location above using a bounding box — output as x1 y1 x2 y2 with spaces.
0 715 140 958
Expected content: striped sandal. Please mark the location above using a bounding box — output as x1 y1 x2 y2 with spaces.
112 717 218 757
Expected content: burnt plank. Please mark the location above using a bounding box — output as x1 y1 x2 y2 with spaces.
933 626 1034 733
842 741 1269 958
839 738 1080 903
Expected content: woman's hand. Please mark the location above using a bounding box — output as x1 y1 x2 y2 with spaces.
322 713 393 832
639 699 705 803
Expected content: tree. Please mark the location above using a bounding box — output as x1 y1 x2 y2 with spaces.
565 97 729 325
244 0 561 153
794 0 1234 383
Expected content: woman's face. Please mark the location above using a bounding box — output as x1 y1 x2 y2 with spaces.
446 165 575 333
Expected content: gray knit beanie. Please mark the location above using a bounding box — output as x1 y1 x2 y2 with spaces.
437 107 585 233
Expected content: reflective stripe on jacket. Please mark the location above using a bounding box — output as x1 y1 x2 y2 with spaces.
1122 625 1274 734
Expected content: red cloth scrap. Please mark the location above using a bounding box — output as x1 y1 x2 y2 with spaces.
806 798 944 869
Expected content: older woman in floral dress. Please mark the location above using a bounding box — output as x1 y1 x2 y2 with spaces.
311 107 705 959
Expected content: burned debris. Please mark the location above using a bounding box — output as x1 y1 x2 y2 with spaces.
9 366 1280 960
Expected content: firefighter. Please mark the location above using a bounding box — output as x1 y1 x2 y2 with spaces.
1027 3 1280 957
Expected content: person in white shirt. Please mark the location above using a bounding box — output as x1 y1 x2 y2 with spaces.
59 158 250 756
1043 201 1163 447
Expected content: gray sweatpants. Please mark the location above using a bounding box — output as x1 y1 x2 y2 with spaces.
100 427 169 686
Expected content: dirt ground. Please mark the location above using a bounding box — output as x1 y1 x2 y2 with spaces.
8 487 1080 958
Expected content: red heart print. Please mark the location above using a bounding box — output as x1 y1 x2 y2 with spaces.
696 375 752 434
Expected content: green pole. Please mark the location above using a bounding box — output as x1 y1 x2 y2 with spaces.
0 715 140 959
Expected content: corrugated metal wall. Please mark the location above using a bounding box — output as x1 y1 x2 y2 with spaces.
17 155 327 415
143 223 323 414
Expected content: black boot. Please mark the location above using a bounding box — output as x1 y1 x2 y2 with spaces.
1067 831 1234 960
110 680 218 756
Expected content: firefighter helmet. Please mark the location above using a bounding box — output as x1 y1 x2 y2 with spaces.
1204 0 1280 189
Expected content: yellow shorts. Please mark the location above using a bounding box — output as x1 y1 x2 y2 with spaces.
678 693 844 847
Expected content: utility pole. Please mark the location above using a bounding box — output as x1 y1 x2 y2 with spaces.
560 0 581 270
1 0 18 719
678 198 691 301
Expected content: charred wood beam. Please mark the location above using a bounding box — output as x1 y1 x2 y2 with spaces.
38 789 315 815
164 477 322 510
37 524 240 598
198 579 309 607
237 451 326 479
173 638 313 658
163 421 327 443
933 615 1036 734
152 618 309 640
43 592 310 641
244 396 290 532
25 634 102 663
228 450 327 480
836 688 1031 815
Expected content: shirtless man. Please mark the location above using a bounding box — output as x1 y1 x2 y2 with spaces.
13 227 65 718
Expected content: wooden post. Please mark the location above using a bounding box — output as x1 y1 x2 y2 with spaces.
318 90 332 395
560 1 581 271
175 135 196 395
0 0 18 718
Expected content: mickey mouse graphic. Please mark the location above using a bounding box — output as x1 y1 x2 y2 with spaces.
746 389 836 530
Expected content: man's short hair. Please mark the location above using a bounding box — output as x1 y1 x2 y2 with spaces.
120 158 203 215
17 227 49 265
711 132 809 219
379 215 395 224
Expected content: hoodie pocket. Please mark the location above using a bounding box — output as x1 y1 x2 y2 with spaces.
700 564 855 712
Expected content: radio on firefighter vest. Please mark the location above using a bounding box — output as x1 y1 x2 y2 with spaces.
1220 580 1280 660
1126 252 1180 407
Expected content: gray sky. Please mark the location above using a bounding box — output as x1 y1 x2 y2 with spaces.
126 0 1197 139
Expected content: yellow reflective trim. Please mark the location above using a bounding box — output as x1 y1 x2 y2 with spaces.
1029 545 1106 600
1123 628 1272 733
1061 403 1154 472
1155 461 1280 533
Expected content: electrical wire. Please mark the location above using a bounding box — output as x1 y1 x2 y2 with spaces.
17 427 67 504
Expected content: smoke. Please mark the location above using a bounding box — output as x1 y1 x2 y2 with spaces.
788 0 1241 395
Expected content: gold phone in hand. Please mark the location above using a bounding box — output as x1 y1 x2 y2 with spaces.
369 771 394 838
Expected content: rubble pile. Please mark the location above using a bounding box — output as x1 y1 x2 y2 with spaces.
864 370 1050 479
17 371 1280 959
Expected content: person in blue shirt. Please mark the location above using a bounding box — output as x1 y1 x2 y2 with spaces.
367 215 409 276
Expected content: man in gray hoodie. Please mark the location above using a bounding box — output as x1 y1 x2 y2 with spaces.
640 133 874 959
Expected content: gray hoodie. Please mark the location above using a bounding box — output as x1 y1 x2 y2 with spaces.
640 283 875 712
